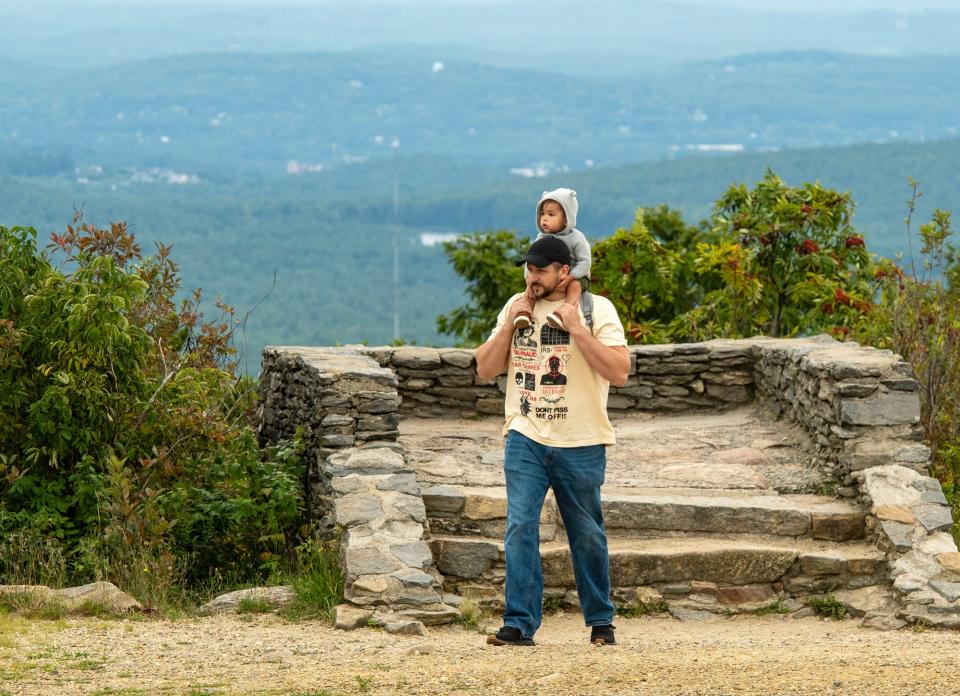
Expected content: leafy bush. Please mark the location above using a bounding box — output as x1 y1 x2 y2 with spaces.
436 230 528 345
591 209 688 343
673 170 875 340
804 593 848 620
852 181 960 540
0 218 306 601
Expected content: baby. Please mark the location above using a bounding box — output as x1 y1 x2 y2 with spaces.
514 187 593 331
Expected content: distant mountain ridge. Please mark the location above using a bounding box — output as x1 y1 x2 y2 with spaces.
4 1 960 75
2 48 959 180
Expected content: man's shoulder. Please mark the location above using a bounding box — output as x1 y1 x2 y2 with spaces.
503 292 524 308
589 293 618 314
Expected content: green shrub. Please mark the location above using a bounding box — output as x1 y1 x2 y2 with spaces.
852 182 960 529
0 219 306 599
454 595 483 631
0 528 68 587
236 596 276 614
804 594 847 620
753 600 791 616
436 230 528 345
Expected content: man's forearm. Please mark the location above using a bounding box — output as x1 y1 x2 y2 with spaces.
569 327 629 386
475 329 513 381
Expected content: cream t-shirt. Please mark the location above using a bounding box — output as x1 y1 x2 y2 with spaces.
489 293 628 447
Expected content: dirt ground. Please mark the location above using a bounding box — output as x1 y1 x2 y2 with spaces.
1 611 958 696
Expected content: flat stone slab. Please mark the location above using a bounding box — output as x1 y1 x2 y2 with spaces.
600 492 863 539
430 535 884 588
401 406 831 495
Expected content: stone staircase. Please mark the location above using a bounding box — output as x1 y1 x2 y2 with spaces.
409 410 891 618
259 338 960 630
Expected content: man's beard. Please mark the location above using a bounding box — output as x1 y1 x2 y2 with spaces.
530 280 557 299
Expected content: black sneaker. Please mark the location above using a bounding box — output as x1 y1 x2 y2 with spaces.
486 626 535 646
590 624 616 646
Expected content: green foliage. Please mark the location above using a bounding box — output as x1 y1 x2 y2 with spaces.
436 230 527 345
673 170 874 340
0 219 305 601
279 537 345 622
591 208 700 343
804 593 848 620
542 594 565 614
753 600 791 616
0 528 68 587
853 181 960 509
235 596 275 614
453 595 483 631
615 597 669 617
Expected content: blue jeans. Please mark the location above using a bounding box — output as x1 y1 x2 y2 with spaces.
502 430 614 638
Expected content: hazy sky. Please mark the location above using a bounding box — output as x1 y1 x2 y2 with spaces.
9 0 960 8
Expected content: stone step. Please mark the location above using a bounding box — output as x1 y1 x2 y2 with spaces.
429 534 887 598
422 485 865 541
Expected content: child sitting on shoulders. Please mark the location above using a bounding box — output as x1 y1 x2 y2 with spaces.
514 187 593 331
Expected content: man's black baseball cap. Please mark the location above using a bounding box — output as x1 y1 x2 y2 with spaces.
515 236 571 268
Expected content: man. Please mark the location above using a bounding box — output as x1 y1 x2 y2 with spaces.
475 235 630 647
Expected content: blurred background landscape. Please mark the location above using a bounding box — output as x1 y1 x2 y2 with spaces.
3 0 960 366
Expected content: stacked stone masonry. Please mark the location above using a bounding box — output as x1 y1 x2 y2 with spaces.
258 337 958 629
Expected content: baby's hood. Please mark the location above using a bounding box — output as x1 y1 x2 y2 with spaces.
536 188 578 234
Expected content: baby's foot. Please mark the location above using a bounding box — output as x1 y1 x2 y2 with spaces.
545 312 566 331
513 312 532 330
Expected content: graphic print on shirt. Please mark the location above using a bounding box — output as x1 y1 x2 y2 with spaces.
539 354 568 385
540 323 570 346
512 319 572 422
535 348 570 421
519 393 532 417
513 325 538 348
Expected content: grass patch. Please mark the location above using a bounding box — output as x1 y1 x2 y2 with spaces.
616 598 669 618
278 540 344 622
0 589 69 620
236 596 276 614
804 593 848 620
0 530 68 587
754 600 791 616
542 595 565 614
453 596 483 631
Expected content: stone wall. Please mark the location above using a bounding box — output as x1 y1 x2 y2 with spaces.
854 465 960 627
260 338 933 507
751 336 928 491
357 342 757 418
258 347 401 530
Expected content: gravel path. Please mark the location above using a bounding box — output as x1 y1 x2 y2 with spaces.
1 612 958 695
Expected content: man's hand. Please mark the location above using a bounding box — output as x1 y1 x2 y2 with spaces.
507 292 534 324
552 302 582 334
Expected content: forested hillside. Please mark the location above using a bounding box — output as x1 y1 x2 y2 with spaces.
3 137 958 365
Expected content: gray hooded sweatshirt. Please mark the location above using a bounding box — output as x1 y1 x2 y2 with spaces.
535 187 591 280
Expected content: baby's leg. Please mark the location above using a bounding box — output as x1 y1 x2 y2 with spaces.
547 278 584 330
513 286 536 329
565 277 583 307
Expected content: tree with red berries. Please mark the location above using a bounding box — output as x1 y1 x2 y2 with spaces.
672 170 875 340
